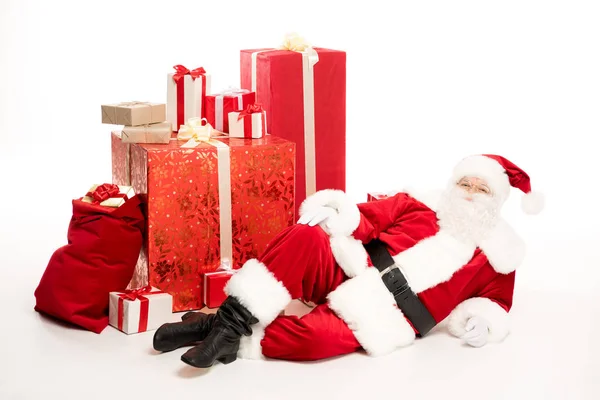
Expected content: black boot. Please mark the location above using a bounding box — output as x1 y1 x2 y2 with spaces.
180 296 258 368
181 311 201 321
153 312 216 352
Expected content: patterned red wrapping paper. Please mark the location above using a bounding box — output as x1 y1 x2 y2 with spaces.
111 133 296 311
205 90 256 133
240 47 346 217
203 271 234 308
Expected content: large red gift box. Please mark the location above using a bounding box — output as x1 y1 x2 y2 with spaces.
240 45 346 217
111 133 295 311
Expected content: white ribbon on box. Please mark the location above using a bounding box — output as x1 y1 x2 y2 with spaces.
177 118 233 264
250 33 320 196
215 88 249 131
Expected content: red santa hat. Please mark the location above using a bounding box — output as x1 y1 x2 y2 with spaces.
452 154 545 215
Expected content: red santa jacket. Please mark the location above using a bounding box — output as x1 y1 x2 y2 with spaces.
299 189 526 357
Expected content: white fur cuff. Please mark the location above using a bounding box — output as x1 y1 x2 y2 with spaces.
327 268 415 357
330 235 369 278
224 259 292 325
446 297 510 342
299 189 361 237
479 218 526 274
238 324 267 360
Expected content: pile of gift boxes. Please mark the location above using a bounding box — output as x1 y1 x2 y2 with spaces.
84 35 348 335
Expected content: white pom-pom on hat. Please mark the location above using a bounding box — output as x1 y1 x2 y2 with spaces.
521 190 545 215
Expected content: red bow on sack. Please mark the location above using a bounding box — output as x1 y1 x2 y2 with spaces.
237 103 264 121
172 65 206 82
86 184 125 204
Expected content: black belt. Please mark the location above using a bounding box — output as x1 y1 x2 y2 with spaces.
364 239 436 337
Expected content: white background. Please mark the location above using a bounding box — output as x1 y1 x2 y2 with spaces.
1 1 599 399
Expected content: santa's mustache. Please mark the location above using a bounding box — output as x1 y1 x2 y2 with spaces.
451 188 489 203
446 188 499 214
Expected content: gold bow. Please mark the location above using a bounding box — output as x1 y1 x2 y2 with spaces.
177 117 229 148
177 117 213 147
280 32 310 52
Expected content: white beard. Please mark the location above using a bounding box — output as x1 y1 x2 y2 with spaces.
436 185 501 245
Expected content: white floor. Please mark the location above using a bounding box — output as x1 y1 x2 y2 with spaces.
1 268 599 400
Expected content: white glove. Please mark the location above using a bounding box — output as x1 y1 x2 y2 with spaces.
461 316 489 348
297 206 338 230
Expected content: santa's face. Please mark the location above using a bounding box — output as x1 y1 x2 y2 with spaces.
456 177 491 200
437 176 502 242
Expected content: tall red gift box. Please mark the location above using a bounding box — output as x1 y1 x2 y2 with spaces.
112 133 296 311
240 43 346 217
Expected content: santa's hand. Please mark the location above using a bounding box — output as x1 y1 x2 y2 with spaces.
461 317 489 348
297 206 338 228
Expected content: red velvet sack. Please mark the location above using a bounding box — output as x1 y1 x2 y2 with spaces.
34 195 146 333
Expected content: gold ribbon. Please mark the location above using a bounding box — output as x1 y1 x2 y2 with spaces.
250 33 319 196
177 117 214 147
300 47 319 196
177 118 233 263
280 32 311 52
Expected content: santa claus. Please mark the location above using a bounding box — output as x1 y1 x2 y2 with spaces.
153 154 544 368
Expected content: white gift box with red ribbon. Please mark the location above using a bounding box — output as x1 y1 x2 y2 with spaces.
109 286 173 334
228 104 267 139
167 65 212 132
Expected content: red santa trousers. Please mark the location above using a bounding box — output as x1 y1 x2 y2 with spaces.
224 224 417 361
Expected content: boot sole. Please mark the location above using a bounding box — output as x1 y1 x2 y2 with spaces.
153 342 199 353
180 353 237 368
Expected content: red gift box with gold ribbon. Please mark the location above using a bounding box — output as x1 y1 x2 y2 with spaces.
111 130 296 311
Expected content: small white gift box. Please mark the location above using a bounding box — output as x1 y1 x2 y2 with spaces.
109 286 172 334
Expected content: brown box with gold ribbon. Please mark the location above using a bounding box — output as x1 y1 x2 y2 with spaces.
102 102 166 126
121 122 172 144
